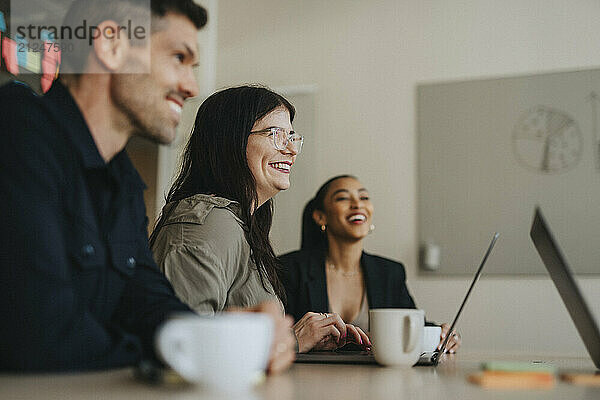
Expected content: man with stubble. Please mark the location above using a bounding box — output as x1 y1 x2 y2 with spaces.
0 0 294 373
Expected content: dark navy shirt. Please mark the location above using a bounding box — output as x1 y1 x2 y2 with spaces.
0 81 192 371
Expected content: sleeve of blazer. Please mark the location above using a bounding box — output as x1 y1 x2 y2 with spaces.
278 251 302 322
0 93 139 371
361 253 417 310
396 261 417 309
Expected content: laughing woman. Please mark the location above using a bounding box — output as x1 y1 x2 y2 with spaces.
150 86 369 354
280 175 461 353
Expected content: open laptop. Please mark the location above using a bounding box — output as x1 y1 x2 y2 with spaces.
295 232 500 366
530 207 600 370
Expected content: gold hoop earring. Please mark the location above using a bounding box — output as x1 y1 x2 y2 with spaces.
320 224 326 232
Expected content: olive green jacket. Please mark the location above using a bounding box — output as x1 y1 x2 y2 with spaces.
151 194 280 315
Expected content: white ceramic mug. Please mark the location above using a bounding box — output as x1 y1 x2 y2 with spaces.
369 308 424 367
156 312 273 392
422 325 442 353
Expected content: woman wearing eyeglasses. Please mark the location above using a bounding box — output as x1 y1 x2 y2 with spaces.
280 175 461 353
150 86 370 357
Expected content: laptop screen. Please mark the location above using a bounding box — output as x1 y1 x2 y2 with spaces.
530 207 600 370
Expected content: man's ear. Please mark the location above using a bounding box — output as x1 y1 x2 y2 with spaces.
91 20 129 72
312 209 326 227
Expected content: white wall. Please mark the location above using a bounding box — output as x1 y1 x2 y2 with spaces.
215 0 600 356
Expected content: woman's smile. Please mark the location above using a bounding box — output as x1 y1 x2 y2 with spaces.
269 161 293 173
347 213 367 224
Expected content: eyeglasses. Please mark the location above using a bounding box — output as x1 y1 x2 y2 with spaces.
250 127 304 154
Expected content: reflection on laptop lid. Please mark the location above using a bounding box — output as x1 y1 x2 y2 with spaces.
530 207 600 370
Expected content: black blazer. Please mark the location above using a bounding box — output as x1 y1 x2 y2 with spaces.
279 249 417 323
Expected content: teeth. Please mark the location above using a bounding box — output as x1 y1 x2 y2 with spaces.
348 214 366 222
168 101 182 115
271 162 291 171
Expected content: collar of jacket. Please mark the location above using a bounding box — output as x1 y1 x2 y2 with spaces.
304 249 387 312
41 81 145 189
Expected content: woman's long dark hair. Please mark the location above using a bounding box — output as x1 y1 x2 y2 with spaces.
300 174 356 252
150 85 295 302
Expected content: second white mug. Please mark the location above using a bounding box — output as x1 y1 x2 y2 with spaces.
422 325 442 353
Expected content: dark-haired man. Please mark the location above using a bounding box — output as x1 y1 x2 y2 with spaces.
0 0 294 373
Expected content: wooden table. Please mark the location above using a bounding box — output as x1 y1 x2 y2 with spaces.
1 354 598 399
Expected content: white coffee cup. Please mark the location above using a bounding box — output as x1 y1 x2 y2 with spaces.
156 313 273 392
422 325 442 353
369 308 424 367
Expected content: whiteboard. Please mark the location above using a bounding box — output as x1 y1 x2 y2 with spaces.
417 68 600 275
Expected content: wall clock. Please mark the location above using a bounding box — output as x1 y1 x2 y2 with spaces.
512 105 583 174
